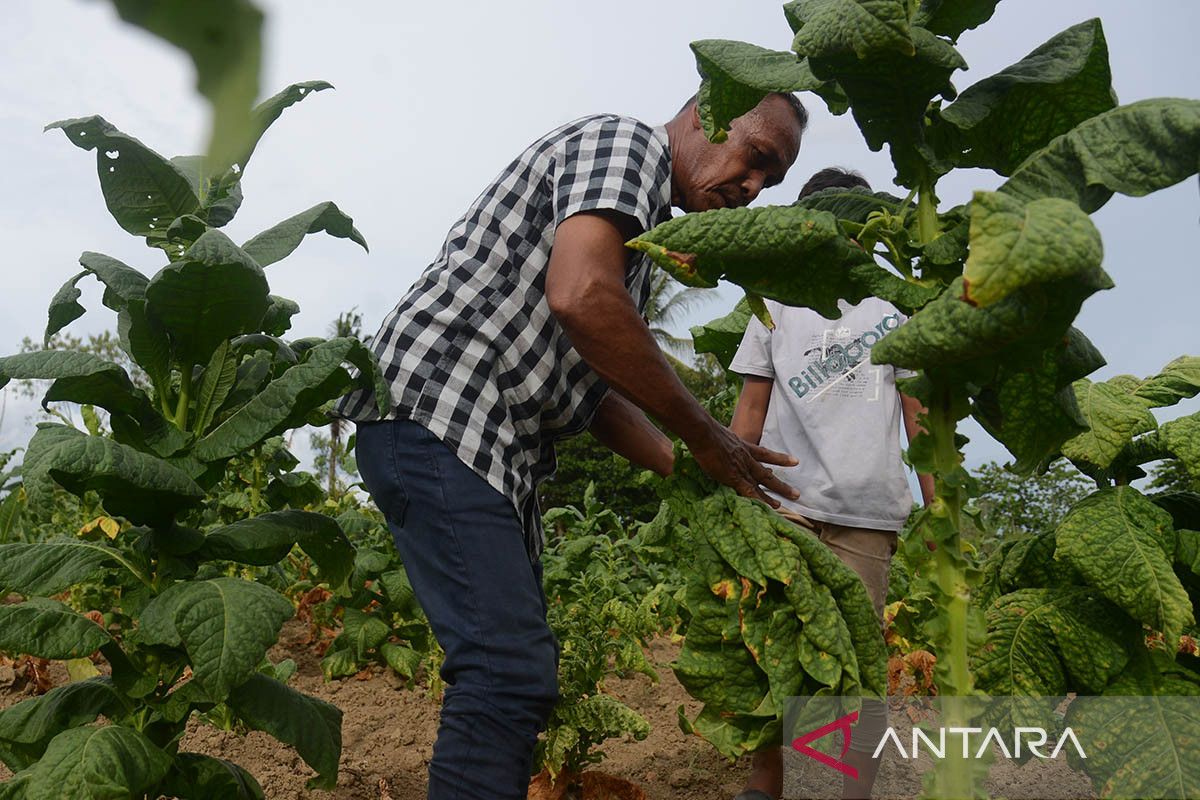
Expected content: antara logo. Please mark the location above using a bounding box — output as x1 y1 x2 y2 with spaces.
791 712 1087 776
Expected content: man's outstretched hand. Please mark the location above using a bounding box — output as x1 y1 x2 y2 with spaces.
688 420 799 508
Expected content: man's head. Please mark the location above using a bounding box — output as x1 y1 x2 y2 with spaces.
666 92 807 212
797 167 870 200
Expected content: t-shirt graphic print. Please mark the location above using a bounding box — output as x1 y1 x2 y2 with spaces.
730 297 916 531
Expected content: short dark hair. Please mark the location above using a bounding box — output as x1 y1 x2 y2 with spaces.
798 167 870 200
678 91 809 137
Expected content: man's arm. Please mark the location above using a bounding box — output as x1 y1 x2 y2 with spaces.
900 391 936 506
546 210 799 507
730 376 773 446
589 391 673 477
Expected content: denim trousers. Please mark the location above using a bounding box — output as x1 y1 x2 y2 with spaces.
354 418 560 799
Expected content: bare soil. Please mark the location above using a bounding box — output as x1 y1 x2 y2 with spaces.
0 621 1095 799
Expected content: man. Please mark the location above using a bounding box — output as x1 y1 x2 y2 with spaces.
335 93 808 799
729 169 934 800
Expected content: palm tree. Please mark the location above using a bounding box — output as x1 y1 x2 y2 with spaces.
642 268 718 357
317 309 364 497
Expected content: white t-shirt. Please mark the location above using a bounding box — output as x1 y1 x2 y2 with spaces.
729 297 916 531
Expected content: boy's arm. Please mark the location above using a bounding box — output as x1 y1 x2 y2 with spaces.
731 376 773 446
588 390 674 477
900 391 936 506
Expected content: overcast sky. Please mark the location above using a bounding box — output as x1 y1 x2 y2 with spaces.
1 0 1197 473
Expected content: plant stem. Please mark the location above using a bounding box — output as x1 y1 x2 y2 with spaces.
174 364 193 430
916 178 941 246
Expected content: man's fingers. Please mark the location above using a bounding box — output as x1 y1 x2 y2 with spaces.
754 466 799 500
748 442 798 467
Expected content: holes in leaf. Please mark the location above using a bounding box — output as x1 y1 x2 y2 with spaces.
146 194 152 200
231 163 241 174
149 224 156 229
105 150 119 159
79 131 87 136
108 167 115 173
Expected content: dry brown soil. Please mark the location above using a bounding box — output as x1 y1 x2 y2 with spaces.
0 620 1095 799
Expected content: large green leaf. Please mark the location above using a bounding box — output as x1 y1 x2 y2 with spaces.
0 540 135 597
1133 356 1200 408
22 424 203 526
0 678 126 773
21 724 171 800
689 40 824 142
912 0 1000 41
158 753 265 800
1161 413 1200 481
805 26 965 186
935 19 1116 175
241 202 367 268
0 351 149 419
961 191 1102 307
1061 378 1157 472
691 298 751 371
787 0 914 59
628 205 935 318
0 598 110 661
871 270 1111 372
793 185 905 222
677 704 780 761
197 510 354 590
139 577 293 699
110 0 263 180
192 341 238 437
226 673 342 790
975 587 1134 695
77 252 150 312
194 337 379 461
44 253 151 343
1055 487 1192 642
234 81 333 179
118 298 172 396
146 229 270 367
999 98 1200 213
1065 660 1200 800
44 270 88 345
672 639 769 715
972 327 1104 473
44 116 200 246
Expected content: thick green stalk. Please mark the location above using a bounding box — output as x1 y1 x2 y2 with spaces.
173 364 193 430
923 390 985 799
917 181 941 245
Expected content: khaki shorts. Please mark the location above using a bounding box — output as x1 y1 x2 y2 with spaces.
811 521 898 624
809 521 898 753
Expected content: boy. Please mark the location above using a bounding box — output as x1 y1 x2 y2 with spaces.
729 168 933 800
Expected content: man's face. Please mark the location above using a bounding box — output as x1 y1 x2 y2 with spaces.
672 95 803 213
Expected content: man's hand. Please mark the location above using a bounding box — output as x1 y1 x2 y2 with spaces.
900 391 936 506
546 210 796 504
690 420 799 507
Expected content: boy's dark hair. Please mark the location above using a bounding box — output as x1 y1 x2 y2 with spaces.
797 167 870 200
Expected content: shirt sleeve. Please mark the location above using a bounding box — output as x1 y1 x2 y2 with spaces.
551 117 669 232
729 310 775 379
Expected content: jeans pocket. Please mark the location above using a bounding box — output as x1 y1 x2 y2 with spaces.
356 421 410 528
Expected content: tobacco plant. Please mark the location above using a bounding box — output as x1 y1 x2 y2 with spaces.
632 2 1200 796
0 80 387 798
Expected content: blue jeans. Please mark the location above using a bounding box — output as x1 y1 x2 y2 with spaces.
355 418 560 799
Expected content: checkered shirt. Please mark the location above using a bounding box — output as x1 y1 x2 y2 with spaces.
336 114 673 561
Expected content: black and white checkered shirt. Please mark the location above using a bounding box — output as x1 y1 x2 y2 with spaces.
336 114 673 561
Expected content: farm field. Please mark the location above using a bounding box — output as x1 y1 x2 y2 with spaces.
1 1 1198 799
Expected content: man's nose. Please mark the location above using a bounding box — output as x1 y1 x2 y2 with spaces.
741 171 766 203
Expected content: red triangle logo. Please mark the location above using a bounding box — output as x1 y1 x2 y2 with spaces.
790 710 859 779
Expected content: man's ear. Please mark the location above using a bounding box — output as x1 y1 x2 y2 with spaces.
689 101 702 130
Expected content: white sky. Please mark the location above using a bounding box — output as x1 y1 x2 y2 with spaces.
1 0 1197 472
